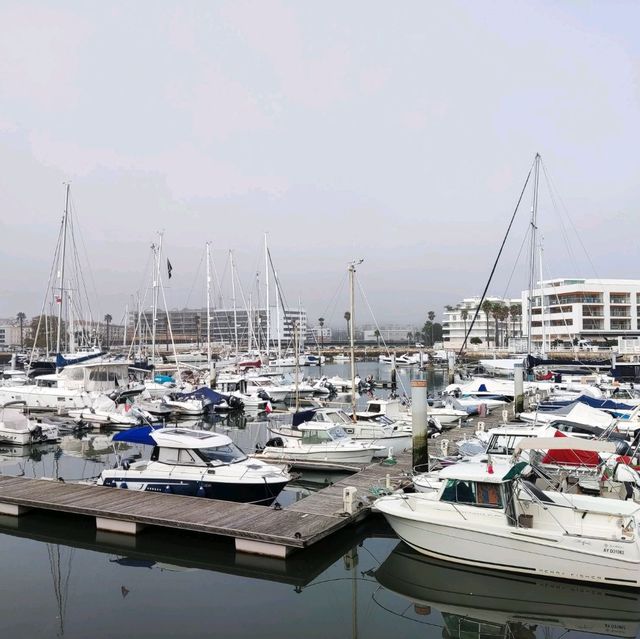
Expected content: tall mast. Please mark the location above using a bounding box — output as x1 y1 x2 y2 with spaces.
539 241 546 357
230 250 239 365
151 233 163 362
123 303 128 348
264 233 270 358
349 259 363 419
56 183 70 355
206 242 212 366
527 153 541 354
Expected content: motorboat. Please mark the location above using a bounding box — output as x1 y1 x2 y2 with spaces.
99 427 291 505
375 543 640 638
357 397 467 427
519 401 616 429
0 402 58 445
0 361 134 411
268 407 411 457
68 394 143 427
375 438 640 588
214 376 269 411
259 423 384 464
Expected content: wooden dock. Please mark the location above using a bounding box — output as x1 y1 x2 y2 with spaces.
0 452 412 558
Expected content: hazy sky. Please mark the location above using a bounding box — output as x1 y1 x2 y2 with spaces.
1 0 639 328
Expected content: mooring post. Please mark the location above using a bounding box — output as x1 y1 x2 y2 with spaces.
412 379 429 469
514 363 524 416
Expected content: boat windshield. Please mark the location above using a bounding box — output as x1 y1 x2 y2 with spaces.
317 412 351 425
486 434 531 456
196 443 248 465
301 427 348 443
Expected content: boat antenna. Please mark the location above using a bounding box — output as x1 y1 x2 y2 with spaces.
458 156 536 356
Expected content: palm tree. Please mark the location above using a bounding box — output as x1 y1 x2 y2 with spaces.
428 311 435 346
509 303 522 340
461 308 469 343
318 317 325 349
16 312 26 351
344 311 351 342
406 331 413 344
491 302 506 347
374 329 381 346
481 300 493 347
104 314 112 349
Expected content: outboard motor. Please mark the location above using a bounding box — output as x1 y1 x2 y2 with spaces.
227 395 244 411
265 436 284 448
257 389 271 402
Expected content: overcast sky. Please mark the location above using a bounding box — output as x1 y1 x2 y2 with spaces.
1 0 639 328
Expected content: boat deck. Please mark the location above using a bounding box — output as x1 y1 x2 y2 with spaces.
0 451 412 557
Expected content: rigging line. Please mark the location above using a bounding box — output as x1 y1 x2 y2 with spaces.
67 194 99 324
320 272 349 324
500 224 531 301
184 245 205 309
30 212 65 364
540 158 602 282
459 157 535 356
355 276 408 396
540 163 580 275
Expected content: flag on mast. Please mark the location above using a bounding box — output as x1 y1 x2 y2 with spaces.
167 259 173 279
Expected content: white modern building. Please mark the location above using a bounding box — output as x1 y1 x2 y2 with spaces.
0 321 23 350
442 297 522 350
523 278 640 349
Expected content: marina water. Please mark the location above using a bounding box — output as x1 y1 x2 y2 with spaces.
0 363 635 638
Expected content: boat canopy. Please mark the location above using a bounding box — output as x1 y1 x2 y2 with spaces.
112 425 160 446
173 387 227 405
515 437 617 455
55 351 106 369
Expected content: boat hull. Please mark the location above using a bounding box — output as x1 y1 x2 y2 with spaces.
377 498 640 588
100 475 288 505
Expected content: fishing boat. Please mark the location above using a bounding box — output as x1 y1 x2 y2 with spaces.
259 423 384 464
99 427 291 505
375 438 640 588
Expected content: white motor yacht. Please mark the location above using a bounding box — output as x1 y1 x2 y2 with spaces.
99 427 291 504
269 407 411 457
375 438 640 588
259 423 384 464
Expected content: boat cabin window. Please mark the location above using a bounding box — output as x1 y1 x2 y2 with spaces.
196 443 247 465
301 429 332 444
440 480 503 508
367 403 382 413
155 447 180 463
177 449 202 465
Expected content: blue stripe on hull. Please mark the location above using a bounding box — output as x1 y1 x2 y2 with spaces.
102 477 287 505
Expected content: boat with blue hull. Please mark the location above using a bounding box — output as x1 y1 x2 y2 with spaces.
99 427 291 505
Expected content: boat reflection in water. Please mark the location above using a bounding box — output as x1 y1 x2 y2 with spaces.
375 542 640 639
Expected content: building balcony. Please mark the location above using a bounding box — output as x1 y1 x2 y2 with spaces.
610 310 631 318
610 297 631 304
610 320 632 330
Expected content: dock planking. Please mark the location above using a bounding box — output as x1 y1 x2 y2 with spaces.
0 451 413 556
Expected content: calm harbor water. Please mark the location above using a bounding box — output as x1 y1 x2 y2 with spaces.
0 362 635 638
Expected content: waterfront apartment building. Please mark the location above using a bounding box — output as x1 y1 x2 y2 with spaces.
0 321 22 350
523 278 640 348
129 307 307 349
442 297 520 350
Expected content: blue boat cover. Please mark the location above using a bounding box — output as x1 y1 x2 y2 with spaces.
112 425 161 445
154 374 174 384
292 408 318 427
55 351 106 369
575 394 634 411
173 386 227 405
